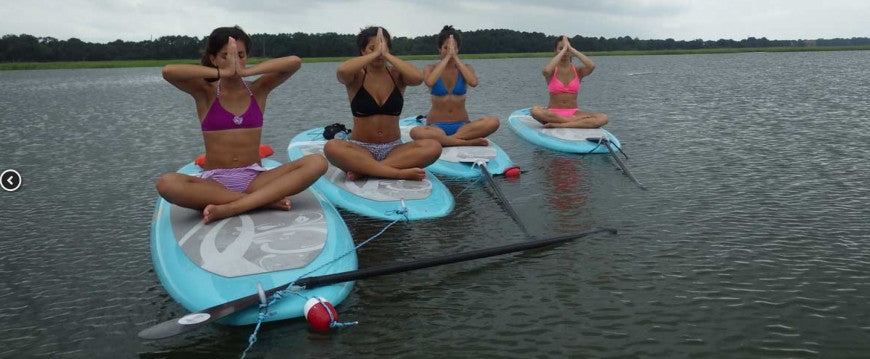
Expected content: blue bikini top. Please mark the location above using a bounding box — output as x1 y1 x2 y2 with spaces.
430 72 467 96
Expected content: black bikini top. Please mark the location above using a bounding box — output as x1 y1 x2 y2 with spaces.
350 69 403 117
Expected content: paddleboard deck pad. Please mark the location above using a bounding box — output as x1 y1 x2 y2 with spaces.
507 108 621 154
150 159 357 326
399 116 515 178
288 127 454 220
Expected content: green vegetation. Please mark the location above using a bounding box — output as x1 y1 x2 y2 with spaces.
4 28 869 67
2 45 868 71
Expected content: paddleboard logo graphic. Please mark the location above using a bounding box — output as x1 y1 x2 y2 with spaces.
178 313 211 325
233 115 243 125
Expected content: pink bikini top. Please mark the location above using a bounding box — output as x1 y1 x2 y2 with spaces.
200 79 264 132
547 65 581 95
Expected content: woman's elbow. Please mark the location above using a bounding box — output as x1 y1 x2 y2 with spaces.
288 56 302 71
407 72 425 86
161 65 177 81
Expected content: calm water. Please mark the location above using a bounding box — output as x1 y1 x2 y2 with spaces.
1 51 869 358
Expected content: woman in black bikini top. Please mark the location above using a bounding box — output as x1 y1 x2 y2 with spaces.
324 26 442 181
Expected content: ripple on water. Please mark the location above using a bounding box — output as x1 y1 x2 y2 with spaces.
2 52 870 358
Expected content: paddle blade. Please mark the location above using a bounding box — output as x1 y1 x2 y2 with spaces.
138 289 269 340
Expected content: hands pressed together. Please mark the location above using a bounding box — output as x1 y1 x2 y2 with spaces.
218 37 249 78
375 27 390 57
447 35 458 57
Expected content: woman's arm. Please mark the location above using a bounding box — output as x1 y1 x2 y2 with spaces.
448 36 478 87
542 36 569 79
162 37 241 98
378 28 422 86
383 52 423 86
568 45 596 77
247 55 302 95
336 51 379 85
161 64 220 99
424 56 450 87
453 59 478 87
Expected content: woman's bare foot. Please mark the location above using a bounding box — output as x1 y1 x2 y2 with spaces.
203 203 236 224
267 198 291 211
346 168 425 181
544 122 577 128
464 137 489 146
346 171 364 181
443 137 489 147
397 168 427 181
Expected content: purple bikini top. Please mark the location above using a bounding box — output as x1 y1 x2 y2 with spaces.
201 79 264 131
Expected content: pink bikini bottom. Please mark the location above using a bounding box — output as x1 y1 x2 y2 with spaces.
548 108 579 117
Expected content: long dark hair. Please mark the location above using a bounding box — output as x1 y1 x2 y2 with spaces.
200 25 251 69
437 25 461 48
356 26 391 55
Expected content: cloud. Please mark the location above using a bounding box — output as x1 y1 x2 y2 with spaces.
1 0 867 43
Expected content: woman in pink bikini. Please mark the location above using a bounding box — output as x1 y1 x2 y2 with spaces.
324 26 441 181
156 26 327 224
530 36 609 128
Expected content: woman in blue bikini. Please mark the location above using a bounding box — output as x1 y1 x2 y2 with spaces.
324 26 441 181
156 26 327 224
409 25 499 146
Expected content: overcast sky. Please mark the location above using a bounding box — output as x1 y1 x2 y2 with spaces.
2 0 868 43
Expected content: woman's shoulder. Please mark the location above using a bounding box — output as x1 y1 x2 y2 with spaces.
388 65 403 77
190 80 217 101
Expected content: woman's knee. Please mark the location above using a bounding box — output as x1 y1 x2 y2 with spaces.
322 139 344 158
416 139 442 158
409 126 426 139
155 173 180 197
303 154 329 175
481 116 500 131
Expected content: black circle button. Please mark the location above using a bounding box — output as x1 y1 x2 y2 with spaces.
1 169 22 192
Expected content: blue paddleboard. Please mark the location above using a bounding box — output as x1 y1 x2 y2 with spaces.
287 128 454 221
507 108 621 154
399 116 515 178
150 159 357 325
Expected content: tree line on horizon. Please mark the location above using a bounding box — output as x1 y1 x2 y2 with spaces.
1 29 868 62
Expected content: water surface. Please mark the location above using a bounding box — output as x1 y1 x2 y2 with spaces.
1 51 869 358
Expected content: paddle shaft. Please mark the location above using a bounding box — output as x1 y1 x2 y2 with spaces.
138 227 615 340
478 163 532 235
297 227 615 288
588 138 646 190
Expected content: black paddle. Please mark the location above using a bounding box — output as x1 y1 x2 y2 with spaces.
478 163 531 235
138 227 616 340
587 137 647 190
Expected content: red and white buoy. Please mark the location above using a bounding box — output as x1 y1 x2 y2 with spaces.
304 297 338 332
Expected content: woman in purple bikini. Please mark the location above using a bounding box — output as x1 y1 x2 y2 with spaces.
324 26 441 181
410 25 499 146
530 35 609 128
156 26 327 224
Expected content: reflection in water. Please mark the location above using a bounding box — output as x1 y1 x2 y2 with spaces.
542 156 589 227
